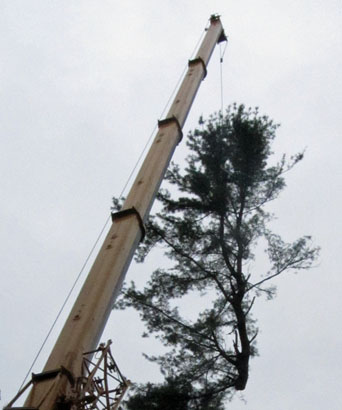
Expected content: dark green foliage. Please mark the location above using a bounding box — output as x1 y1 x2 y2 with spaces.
124 378 225 410
115 104 319 408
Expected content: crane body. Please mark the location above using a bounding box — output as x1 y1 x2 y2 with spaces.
6 15 226 410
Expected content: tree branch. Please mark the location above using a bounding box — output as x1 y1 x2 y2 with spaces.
151 225 233 302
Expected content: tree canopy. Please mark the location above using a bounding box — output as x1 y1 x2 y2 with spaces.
115 104 319 409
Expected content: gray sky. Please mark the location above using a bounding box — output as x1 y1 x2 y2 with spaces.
1 1 341 408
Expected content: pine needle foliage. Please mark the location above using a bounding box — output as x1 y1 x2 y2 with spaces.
115 104 319 408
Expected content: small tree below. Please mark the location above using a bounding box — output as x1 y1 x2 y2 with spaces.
115 104 319 409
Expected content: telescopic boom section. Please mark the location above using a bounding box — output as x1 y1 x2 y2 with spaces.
22 15 226 410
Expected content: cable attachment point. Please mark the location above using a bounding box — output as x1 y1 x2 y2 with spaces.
111 207 146 242
218 30 227 44
210 14 223 24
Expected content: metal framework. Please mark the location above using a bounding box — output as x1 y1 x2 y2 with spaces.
75 341 130 410
5 341 130 410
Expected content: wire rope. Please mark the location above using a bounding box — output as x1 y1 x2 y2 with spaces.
219 39 228 118
18 215 111 392
116 22 207 200
18 23 208 393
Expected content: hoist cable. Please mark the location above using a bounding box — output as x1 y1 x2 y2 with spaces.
18 23 208 393
220 43 224 117
219 39 228 117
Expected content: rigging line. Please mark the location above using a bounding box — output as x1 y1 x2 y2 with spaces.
158 25 207 121
18 124 153 391
190 23 207 60
220 42 224 117
18 21 208 392
117 124 157 201
219 38 228 123
18 214 111 392
119 25 207 199
220 37 228 61
17 62 181 389
118 60 188 201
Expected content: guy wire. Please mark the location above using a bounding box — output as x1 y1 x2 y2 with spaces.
18 23 208 392
219 39 228 118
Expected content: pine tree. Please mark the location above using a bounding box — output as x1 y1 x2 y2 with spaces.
115 104 319 408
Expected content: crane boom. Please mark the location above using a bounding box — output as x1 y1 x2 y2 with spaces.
8 15 226 410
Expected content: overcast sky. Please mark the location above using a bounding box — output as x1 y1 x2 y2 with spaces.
1 1 341 409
